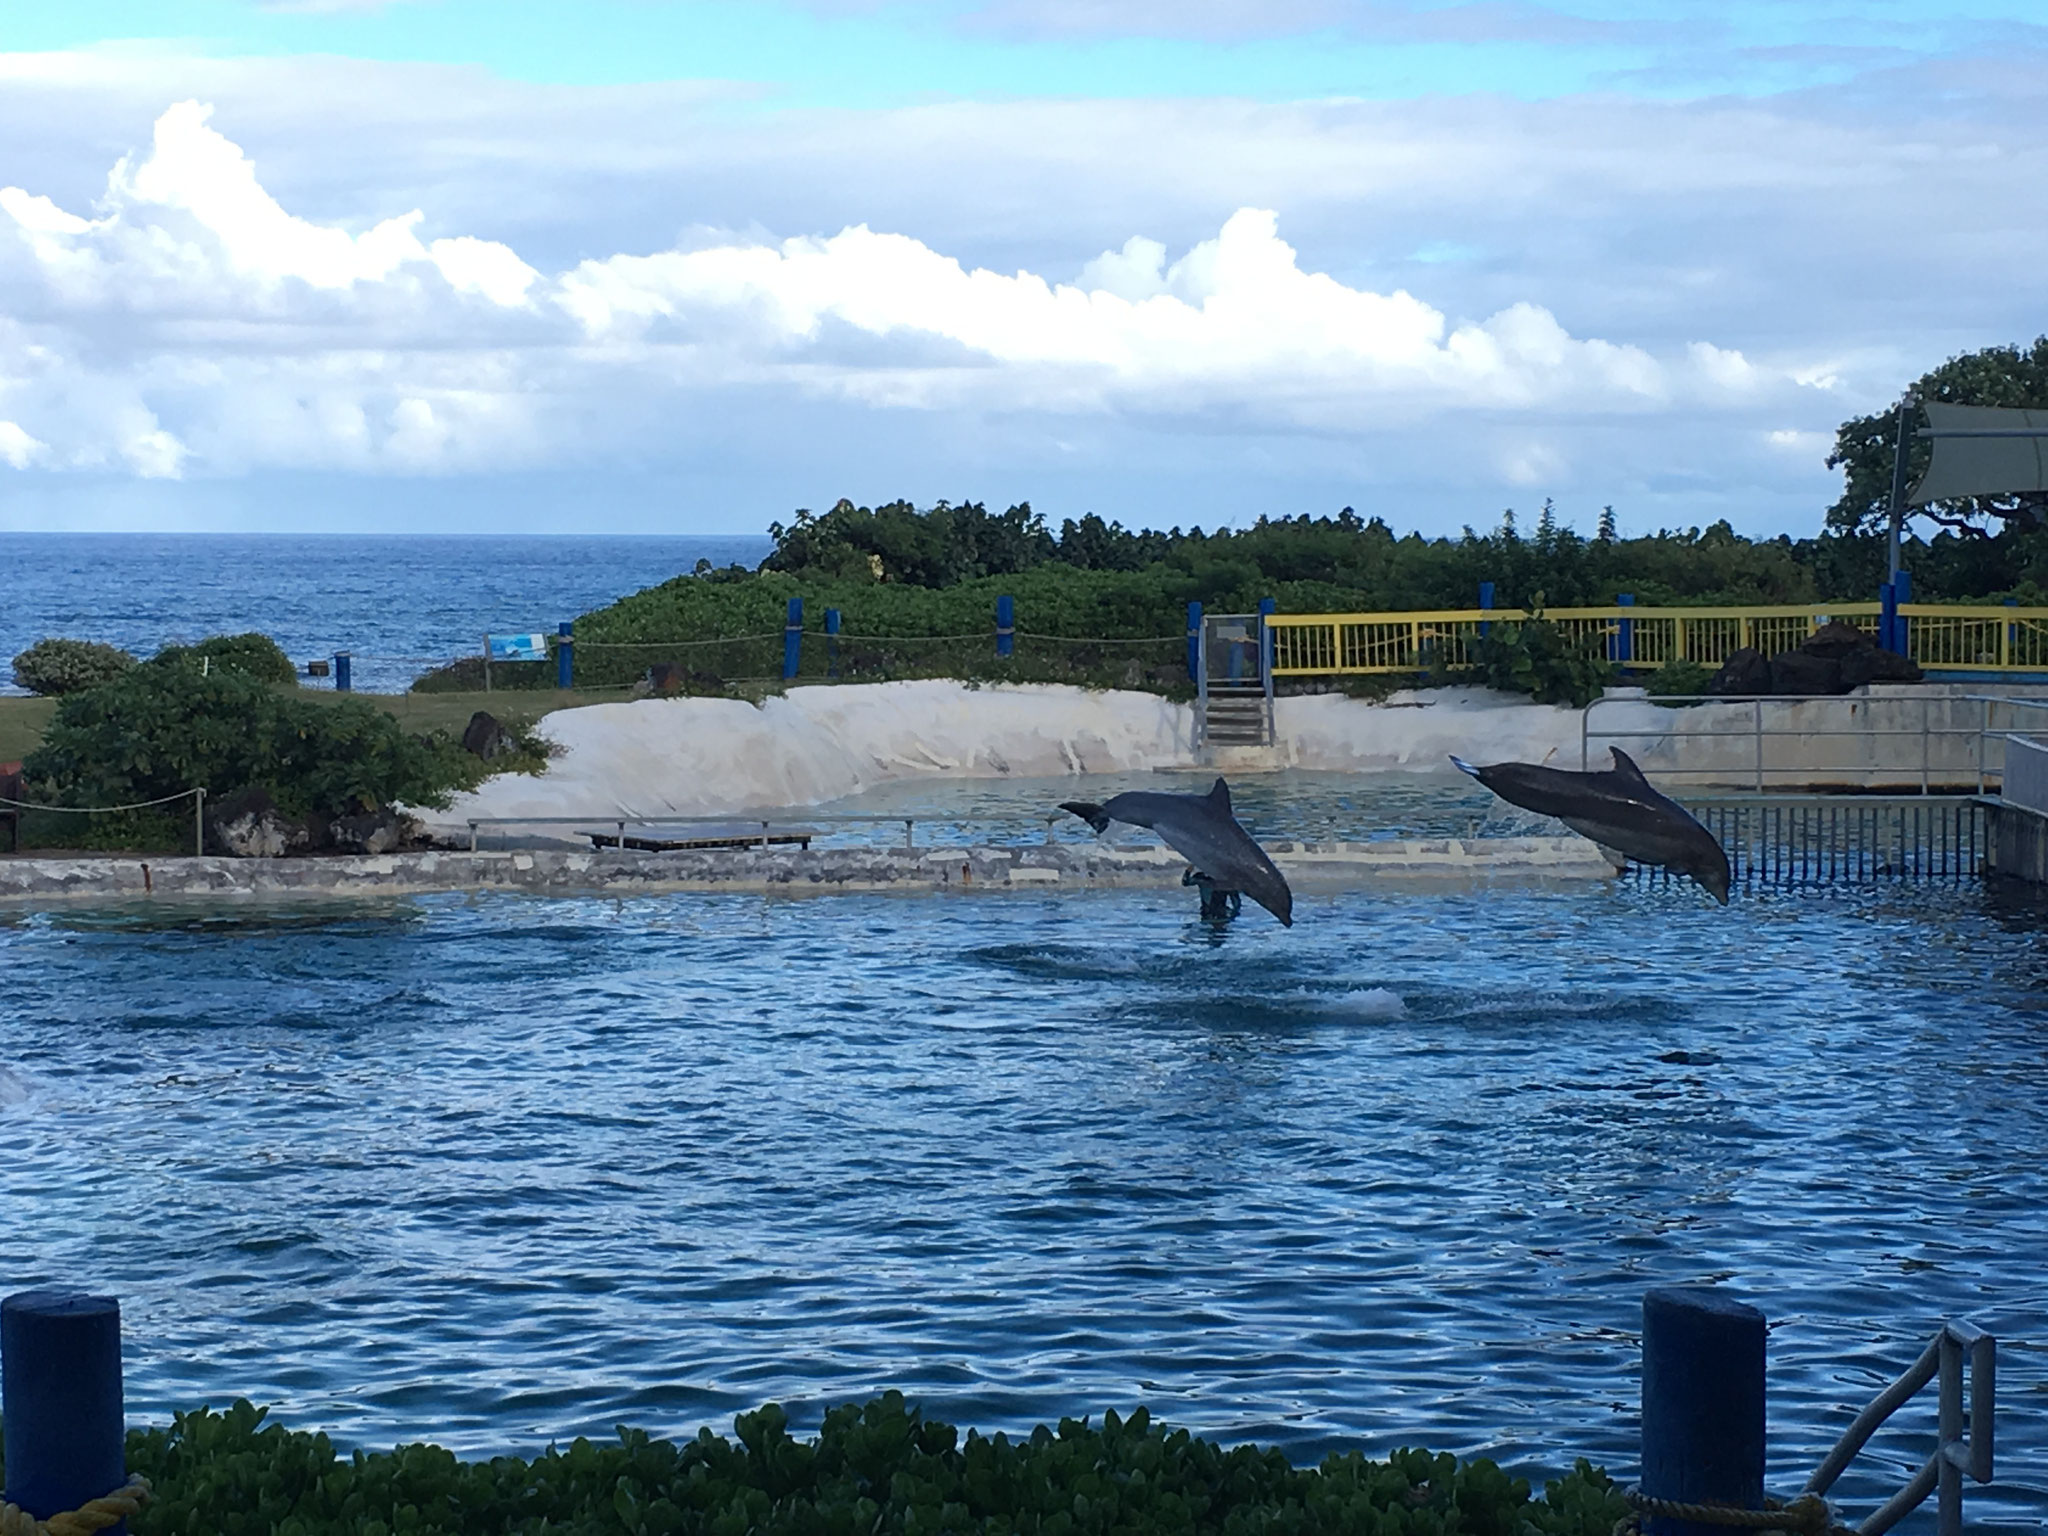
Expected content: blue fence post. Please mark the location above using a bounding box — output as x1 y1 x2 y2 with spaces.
556 622 573 690
1617 593 1635 667
2007 597 2019 666
1186 601 1203 682
2 1291 126 1525
1893 570 1912 659
1479 581 1495 639
783 597 803 682
1641 1287 1765 1536
825 607 841 680
334 651 352 692
996 594 1015 658
1880 581 1897 655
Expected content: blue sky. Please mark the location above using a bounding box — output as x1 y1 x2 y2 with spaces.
2 1 2045 537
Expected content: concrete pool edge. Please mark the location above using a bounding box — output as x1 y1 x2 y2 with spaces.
0 837 1617 903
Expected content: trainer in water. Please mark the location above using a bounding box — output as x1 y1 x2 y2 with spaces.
1058 778 1294 926
1451 747 1733 904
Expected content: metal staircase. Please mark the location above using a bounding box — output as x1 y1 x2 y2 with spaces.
1195 614 1275 752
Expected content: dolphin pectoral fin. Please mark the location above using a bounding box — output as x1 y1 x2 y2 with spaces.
1058 800 1112 835
1593 843 1629 873
1449 755 1481 778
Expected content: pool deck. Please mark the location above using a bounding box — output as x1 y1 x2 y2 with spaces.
0 836 1617 903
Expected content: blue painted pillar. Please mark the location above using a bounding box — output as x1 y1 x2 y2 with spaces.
825 607 841 680
1641 1287 1765 1536
556 622 573 690
2 1291 126 1527
1186 601 1203 682
1616 593 1635 666
1892 569 1911 658
1479 580 1495 639
1879 582 1897 655
1258 596 1276 678
2007 597 2019 666
334 651 352 692
996 594 1015 658
783 597 803 681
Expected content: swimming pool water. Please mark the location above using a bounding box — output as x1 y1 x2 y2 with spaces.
2 878 2042 1531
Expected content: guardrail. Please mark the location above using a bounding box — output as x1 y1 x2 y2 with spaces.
1266 603 2048 676
462 812 1072 853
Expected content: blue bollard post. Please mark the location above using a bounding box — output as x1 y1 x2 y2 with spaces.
1617 593 1635 668
1479 580 1495 639
1186 601 1203 682
2007 597 2019 668
1879 582 1897 656
334 651 352 692
825 607 841 680
2 1291 126 1526
996 594 1014 658
557 622 574 690
783 597 803 681
1258 596 1276 678
1641 1287 1765 1536
1892 569 1912 659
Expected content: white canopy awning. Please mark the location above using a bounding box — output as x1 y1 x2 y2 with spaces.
1910 401 2048 505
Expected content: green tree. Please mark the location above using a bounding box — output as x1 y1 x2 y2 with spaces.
1826 336 2048 538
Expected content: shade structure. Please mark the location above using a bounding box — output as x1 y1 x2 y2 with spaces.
1911 401 2048 504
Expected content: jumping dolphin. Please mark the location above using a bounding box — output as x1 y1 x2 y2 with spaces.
1450 748 1732 903
1058 778 1294 926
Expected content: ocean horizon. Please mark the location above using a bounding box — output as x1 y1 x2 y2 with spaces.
2 531 775 696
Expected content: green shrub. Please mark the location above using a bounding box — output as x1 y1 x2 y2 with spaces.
410 655 558 693
1644 659 1715 702
0 1393 1629 1536
1472 601 1615 708
23 667 494 820
152 632 299 686
10 638 138 696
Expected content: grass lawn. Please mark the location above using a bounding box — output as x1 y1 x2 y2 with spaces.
0 688 618 764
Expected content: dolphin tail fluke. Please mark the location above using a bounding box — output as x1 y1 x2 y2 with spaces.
1058 800 1112 835
1449 755 1481 778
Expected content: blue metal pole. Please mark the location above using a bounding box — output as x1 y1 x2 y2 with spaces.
2 1291 126 1526
556 622 573 690
1880 582 1897 655
996 594 1015 658
1892 570 1912 658
1186 601 1202 682
1617 593 1635 667
1479 581 1495 639
334 651 352 692
2008 597 2019 665
783 597 803 681
1641 1287 1765 1536
825 607 841 680
1258 596 1276 678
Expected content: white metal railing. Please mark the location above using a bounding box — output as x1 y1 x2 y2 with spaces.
1582 691 2048 793
1804 1320 1994 1536
1967 694 2048 798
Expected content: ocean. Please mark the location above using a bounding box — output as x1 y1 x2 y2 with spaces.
1 532 774 696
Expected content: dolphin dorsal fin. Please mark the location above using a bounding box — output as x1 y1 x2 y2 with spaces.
1608 747 1651 784
1208 777 1233 813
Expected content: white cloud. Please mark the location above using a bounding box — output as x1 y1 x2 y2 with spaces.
0 420 41 468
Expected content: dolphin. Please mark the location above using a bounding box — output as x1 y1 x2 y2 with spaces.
1450 747 1732 904
1058 777 1294 926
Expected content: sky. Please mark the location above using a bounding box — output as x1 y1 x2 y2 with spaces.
1 1 2045 539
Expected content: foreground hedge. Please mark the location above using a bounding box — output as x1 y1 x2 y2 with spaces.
0 1394 1630 1536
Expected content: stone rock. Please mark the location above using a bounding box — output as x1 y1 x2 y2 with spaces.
328 807 416 855
207 786 309 858
1800 619 1877 660
461 710 511 760
1840 645 1925 687
1708 647 1773 696
1768 649 1844 696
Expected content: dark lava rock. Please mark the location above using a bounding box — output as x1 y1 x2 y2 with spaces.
1840 645 1925 687
1708 646 1773 696
1800 619 1876 660
1769 649 1844 695
461 710 511 760
328 807 415 855
207 786 309 858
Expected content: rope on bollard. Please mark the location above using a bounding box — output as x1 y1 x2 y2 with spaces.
0 1474 150 1536
1614 1487 1850 1536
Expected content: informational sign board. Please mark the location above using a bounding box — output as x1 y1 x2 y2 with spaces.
487 633 550 663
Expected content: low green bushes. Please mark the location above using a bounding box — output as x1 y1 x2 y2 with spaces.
20 1393 1628 1536
10 638 138 696
1471 606 1615 709
152 631 300 686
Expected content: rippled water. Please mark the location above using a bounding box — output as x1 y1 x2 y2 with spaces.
4 876 2043 1529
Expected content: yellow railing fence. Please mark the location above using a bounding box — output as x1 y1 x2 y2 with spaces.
1264 604 2048 676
